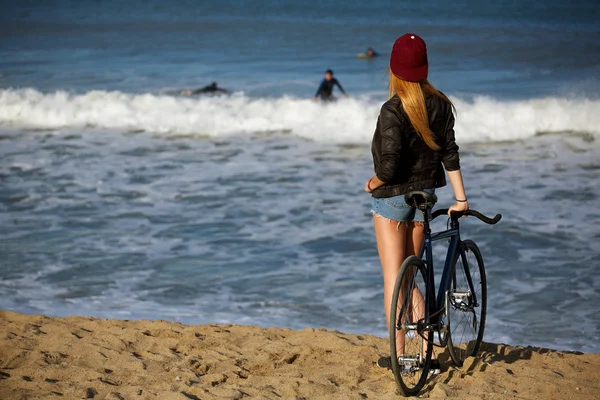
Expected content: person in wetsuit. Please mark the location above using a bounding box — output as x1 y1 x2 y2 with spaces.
366 47 379 58
313 69 348 102
181 82 229 96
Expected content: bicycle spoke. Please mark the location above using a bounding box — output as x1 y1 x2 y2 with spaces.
390 256 432 396
446 241 487 366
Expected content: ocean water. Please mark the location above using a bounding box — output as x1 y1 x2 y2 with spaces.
1 0 600 353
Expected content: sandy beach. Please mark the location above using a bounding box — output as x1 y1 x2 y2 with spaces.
1 310 598 399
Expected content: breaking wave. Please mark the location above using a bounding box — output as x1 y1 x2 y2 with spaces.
1 88 599 143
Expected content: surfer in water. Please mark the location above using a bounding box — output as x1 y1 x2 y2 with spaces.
313 69 348 102
366 47 379 58
358 47 379 59
180 82 229 96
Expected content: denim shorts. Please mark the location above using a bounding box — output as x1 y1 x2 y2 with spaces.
371 189 435 223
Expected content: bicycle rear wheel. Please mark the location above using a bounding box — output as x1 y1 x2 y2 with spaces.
445 239 487 367
389 256 432 396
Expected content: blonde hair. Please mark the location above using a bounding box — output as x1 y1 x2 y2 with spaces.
388 70 455 151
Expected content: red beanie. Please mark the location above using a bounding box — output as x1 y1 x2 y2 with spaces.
390 33 428 82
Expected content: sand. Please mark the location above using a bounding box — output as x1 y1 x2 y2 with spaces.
0 310 598 399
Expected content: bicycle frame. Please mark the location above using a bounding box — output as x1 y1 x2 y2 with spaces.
419 216 477 327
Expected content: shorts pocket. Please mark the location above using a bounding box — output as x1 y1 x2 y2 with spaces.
385 196 410 209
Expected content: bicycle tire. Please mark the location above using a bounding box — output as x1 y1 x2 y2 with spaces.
445 239 487 367
389 256 433 396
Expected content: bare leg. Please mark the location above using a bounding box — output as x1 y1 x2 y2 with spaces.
373 216 407 328
405 221 424 257
373 216 407 354
406 221 434 359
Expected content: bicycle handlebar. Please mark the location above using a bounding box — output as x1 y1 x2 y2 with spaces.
431 209 502 225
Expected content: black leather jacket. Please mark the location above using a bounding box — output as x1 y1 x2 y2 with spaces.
370 92 460 198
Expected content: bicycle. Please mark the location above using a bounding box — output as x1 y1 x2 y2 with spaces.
388 190 502 396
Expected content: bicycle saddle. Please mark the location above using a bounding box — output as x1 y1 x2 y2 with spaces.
404 191 438 210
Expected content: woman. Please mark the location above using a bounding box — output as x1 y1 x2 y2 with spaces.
364 33 469 372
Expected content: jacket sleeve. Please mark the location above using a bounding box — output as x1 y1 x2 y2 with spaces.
441 110 460 171
375 106 404 182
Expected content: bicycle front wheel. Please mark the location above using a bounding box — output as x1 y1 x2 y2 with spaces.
390 255 432 396
445 239 487 367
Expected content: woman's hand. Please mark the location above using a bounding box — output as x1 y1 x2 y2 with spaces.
364 178 374 193
447 201 468 216
365 175 384 193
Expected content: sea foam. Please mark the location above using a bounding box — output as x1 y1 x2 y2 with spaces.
1 88 598 143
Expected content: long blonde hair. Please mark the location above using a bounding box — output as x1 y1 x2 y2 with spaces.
388 70 455 151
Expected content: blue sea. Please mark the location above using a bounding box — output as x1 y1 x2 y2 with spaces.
1 0 599 353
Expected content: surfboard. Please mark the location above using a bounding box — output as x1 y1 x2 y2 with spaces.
357 53 370 59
